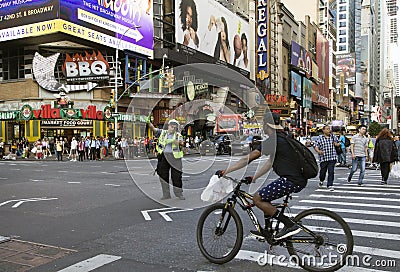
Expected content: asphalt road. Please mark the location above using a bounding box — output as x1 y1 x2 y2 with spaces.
0 154 399 272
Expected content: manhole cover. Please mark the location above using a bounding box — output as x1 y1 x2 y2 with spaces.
0 239 75 272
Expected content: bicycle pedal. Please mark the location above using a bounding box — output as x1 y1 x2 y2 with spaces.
256 237 266 242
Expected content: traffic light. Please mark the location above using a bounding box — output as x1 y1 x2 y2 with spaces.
166 72 175 88
110 90 115 108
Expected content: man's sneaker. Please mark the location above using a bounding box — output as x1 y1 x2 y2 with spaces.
250 229 267 241
319 181 323 187
160 196 171 200
347 177 351 183
274 225 301 240
358 183 364 186
381 181 387 185
328 186 334 191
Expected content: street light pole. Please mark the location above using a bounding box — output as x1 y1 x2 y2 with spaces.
114 25 141 139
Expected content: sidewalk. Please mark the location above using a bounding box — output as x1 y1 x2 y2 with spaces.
3 149 202 162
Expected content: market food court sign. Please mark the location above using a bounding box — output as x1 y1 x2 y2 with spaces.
41 119 93 127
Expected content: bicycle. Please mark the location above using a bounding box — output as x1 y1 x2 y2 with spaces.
197 176 354 272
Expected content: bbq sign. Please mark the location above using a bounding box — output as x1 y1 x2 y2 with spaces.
62 51 110 82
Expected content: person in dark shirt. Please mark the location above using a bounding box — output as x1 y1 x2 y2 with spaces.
216 113 307 240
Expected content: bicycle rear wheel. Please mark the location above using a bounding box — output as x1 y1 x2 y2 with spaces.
286 208 354 272
196 203 243 264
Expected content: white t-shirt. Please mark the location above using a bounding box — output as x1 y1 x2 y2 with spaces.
71 139 78 150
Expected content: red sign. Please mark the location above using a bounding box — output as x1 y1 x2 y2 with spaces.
32 104 103 120
62 51 110 82
266 95 288 105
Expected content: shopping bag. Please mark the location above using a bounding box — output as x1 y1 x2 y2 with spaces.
201 175 233 202
31 146 37 154
390 162 400 178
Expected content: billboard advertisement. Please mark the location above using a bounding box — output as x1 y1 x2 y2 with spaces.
0 0 153 57
60 0 153 57
336 53 356 85
316 29 329 104
0 0 59 28
291 71 302 98
303 78 312 109
291 41 312 78
174 0 250 72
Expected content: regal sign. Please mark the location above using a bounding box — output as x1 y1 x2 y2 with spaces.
256 0 269 81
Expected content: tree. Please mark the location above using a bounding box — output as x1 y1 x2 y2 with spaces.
368 121 382 137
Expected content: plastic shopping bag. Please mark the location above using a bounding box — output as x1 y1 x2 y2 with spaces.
201 175 233 202
390 162 400 178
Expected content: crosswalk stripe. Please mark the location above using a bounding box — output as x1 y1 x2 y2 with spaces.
315 189 400 196
309 194 400 203
236 250 386 271
291 205 400 217
290 214 400 228
332 186 400 192
299 199 400 210
303 225 400 241
335 181 400 188
354 245 400 259
57 254 121 272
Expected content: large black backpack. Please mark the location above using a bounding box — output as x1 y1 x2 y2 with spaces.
278 133 318 179
344 136 351 147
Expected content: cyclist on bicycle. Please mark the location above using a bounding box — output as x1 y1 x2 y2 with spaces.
216 112 307 240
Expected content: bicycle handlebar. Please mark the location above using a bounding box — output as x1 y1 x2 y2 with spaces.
221 175 249 184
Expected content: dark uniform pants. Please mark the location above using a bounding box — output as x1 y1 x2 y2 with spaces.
157 153 183 197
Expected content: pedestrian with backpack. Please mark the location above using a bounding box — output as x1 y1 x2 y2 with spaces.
215 112 315 240
314 125 342 191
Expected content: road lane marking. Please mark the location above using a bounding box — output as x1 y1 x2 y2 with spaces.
299 200 400 210
57 254 121 272
68 182 81 184
159 208 194 222
101 172 115 175
0 177 8 180
141 207 193 221
105 184 120 187
0 197 58 208
141 207 176 220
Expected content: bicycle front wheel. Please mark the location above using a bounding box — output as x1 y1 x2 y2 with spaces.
286 208 354 272
196 203 243 264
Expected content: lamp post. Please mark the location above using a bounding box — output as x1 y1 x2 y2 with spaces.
114 24 141 139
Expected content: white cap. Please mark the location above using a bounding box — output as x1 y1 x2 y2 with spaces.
168 119 179 127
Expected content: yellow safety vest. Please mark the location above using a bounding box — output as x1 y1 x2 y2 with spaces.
156 130 184 159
